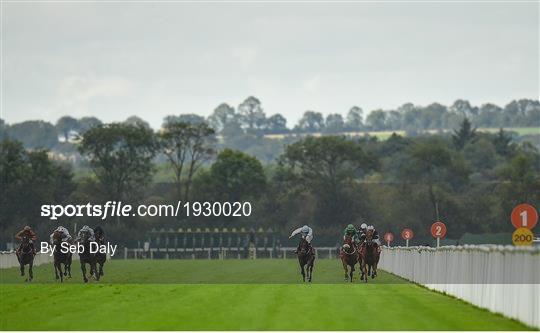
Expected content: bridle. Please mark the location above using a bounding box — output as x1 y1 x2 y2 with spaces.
343 235 357 255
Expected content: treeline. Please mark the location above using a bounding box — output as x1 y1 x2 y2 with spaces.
1 117 539 248
1 97 538 149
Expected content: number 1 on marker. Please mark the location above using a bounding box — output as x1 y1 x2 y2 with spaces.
520 210 527 227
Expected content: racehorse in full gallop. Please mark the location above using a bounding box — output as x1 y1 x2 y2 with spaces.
297 237 315 282
90 226 106 278
359 229 379 282
16 235 35 282
340 235 359 282
77 226 99 283
52 231 72 282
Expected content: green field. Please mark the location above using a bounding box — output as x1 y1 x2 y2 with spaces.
0 259 531 330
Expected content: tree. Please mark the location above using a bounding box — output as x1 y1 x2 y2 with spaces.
452 117 476 150
365 110 387 130
195 149 266 202
238 96 266 132
159 121 216 201
281 136 377 186
79 123 157 204
0 118 7 139
78 117 103 135
422 103 447 129
124 115 151 129
55 116 79 142
6 120 58 149
477 103 503 127
324 114 344 133
346 106 363 130
280 136 378 226
163 114 205 127
208 103 237 133
450 100 478 118
400 139 461 220
0 139 74 243
504 99 540 126
296 111 324 132
492 128 514 157
497 151 540 207
463 138 497 171
266 114 288 133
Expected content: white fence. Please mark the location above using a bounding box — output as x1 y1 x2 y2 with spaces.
0 251 80 269
121 246 338 260
379 245 540 329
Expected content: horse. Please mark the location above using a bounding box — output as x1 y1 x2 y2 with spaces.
78 230 98 283
16 235 35 282
52 231 72 282
340 235 359 282
91 229 106 278
297 237 315 282
359 230 379 282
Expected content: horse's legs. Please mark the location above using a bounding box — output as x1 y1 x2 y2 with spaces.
68 253 73 278
99 262 104 276
20 263 24 276
350 264 354 282
81 262 88 283
358 260 362 279
54 263 59 280
92 262 100 281
28 262 33 282
363 263 368 283
59 263 64 282
342 260 349 281
300 262 305 282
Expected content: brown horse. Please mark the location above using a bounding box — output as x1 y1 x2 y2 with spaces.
340 235 359 282
359 230 379 282
52 231 72 282
91 228 106 278
78 230 98 283
297 238 315 282
16 235 35 282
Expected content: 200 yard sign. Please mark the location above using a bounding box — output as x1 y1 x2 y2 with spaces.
510 203 537 246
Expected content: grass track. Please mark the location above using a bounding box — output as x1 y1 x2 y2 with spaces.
0 259 532 330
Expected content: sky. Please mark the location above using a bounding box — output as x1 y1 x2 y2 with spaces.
1 1 539 129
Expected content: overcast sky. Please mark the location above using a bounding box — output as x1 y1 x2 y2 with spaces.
1 1 539 129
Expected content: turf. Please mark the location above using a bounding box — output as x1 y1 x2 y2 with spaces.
0 259 532 330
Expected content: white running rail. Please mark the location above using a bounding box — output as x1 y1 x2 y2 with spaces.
379 245 540 328
0 251 79 269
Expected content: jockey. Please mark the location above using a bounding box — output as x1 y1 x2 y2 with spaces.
15 226 37 255
343 224 361 244
94 226 104 241
360 223 367 235
289 225 313 253
49 226 73 244
77 225 95 241
368 225 381 246
359 223 368 239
